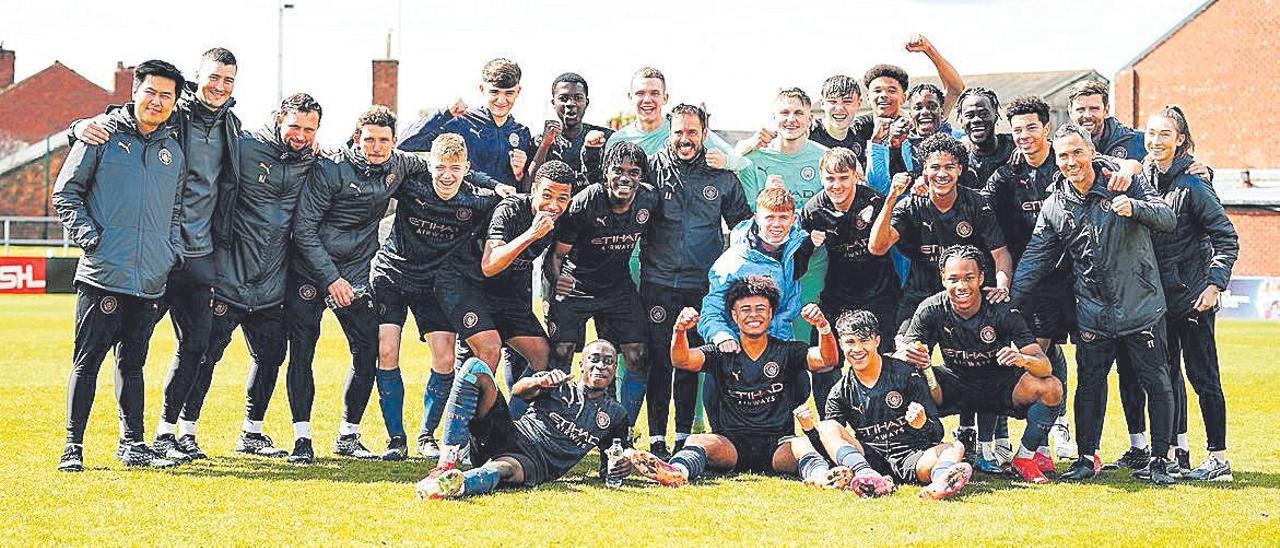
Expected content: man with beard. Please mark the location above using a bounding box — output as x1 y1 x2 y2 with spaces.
285 106 437 463
808 75 863 154
370 134 503 461
848 34 964 177
532 72 613 187
547 142 656 424
605 67 747 171
1067 80 1146 161
71 48 243 463
640 104 752 457
397 58 522 195
956 87 1014 185
628 277 838 485
55 60 187 471
414 341 632 499
868 134 1012 338
1013 124 1177 484
176 93 323 458
898 246 1064 485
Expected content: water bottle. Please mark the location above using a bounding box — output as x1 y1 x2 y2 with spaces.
605 439 625 488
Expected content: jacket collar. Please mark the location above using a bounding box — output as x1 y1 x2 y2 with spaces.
256 123 316 164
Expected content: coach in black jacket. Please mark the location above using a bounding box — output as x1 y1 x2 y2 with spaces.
1012 125 1177 484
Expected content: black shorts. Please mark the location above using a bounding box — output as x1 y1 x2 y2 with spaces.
722 432 789 474
468 397 546 487
547 288 645 350
435 272 546 341
1028 272 1076 343
373 278 450 338
934 367 1028 419
863 446 928 485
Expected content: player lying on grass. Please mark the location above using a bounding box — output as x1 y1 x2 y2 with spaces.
627 276 838 486
897 245 1064 484
811 309 972 499
414 340 632 499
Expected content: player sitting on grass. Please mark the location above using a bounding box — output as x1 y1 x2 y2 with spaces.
414 340 632 499
897 245 1063 484
627 276 838 486
813 310 972 499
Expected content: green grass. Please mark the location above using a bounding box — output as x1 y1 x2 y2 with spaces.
1 294 1277 544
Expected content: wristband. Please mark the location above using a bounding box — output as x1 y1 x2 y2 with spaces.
923 366 939 390
817 324 832 335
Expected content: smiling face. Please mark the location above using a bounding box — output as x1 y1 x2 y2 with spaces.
773 96 812 142
821 165 860 209
429 154 469 200
755 205 795 247
278 110 320 152
605 158 642 206
195 59 236 110
356 124 394 165
1053 131 1096 187
822 93 861 130
552 81 588 128
132 74 178 131
531 179 574 220
730 295 773 339
1009 113 1049 157
580 342 618 390
867 76 904 117
668 113 705 161
923 150 962 200
909 90 944 137
942 255 983 314
629 76 667 125
840 332 880 372
959 94 998 146
481 82 521 121
1070 93 1108 138
1144 115 1184 166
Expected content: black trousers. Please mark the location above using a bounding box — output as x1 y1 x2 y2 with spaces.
1118 310 1227 451
1074 320 1172 458
285 274 380 427
179 300 287 424
65 284 166 444
641 281 703 437
158 254 216 425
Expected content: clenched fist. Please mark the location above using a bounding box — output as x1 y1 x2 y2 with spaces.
905 402 927 429
674 307 700 332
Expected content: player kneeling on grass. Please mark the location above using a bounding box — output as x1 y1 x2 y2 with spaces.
897 245 1063 484
628 276 838 486
415 340 632 499
810 310 973 499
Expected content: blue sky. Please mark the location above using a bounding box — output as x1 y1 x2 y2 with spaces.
1 0 1206 145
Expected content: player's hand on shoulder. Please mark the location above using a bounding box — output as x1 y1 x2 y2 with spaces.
905 402 927 429
1104 166 1136 192
495 184 517 198
674 307 700 332
76 113 115 145
983 286 1010 304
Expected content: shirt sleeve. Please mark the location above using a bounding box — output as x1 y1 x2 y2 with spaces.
974 196 1006 250
900 298 938 345
1004 307 1038 349
487 199 518 243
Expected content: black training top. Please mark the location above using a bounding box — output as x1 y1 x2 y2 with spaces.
800 189 900 306
823 357 944 458
556 182 658 296
901 292 1037 380
890 186 1004 301
699 337 810 438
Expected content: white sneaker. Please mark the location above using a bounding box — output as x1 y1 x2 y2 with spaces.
993 438 1013 466
1051 423 1078 460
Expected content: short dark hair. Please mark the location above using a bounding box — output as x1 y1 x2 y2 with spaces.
834 310 880 340
777 87 811 108
820 75 861 100
907 82 944 103
955 87 1000 122
133 59 185 95
916 133 969 168
201 47 237 67
724 275 780 313
937 245 987 277
482 58 521 88
1067 80 1110 108
863 64 909 91
820 147 861 175
603 141 649 182
1005 95 1050 125
535 160 576 187
280 92 323 121
667 103 707 130
551 72 588 96
356 105 396 133
1153 104 1196 157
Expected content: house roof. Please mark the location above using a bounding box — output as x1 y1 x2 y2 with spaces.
0 130 68 179
0 61 111 144
1119 0 1219 70
910 69 1106 102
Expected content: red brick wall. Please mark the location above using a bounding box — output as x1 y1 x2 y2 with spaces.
0 143 67 218
372 59 398 114
1115 0 1280 168
1225 208 1280 276
0 63 111 144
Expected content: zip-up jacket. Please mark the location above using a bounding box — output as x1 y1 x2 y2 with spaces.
698 219 806 345
291 148 429 287
52 106 185 298
1012 157 1176 337
397 106 532 188
1147 155 1239 320
640 147 752 290
213 125 316 310
1095 117 1147 161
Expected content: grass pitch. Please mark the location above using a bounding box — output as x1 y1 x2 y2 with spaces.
1 294 1277 545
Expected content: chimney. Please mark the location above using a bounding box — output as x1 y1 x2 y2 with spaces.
0 46 14 89
372 59 399 114
112 62 135 104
